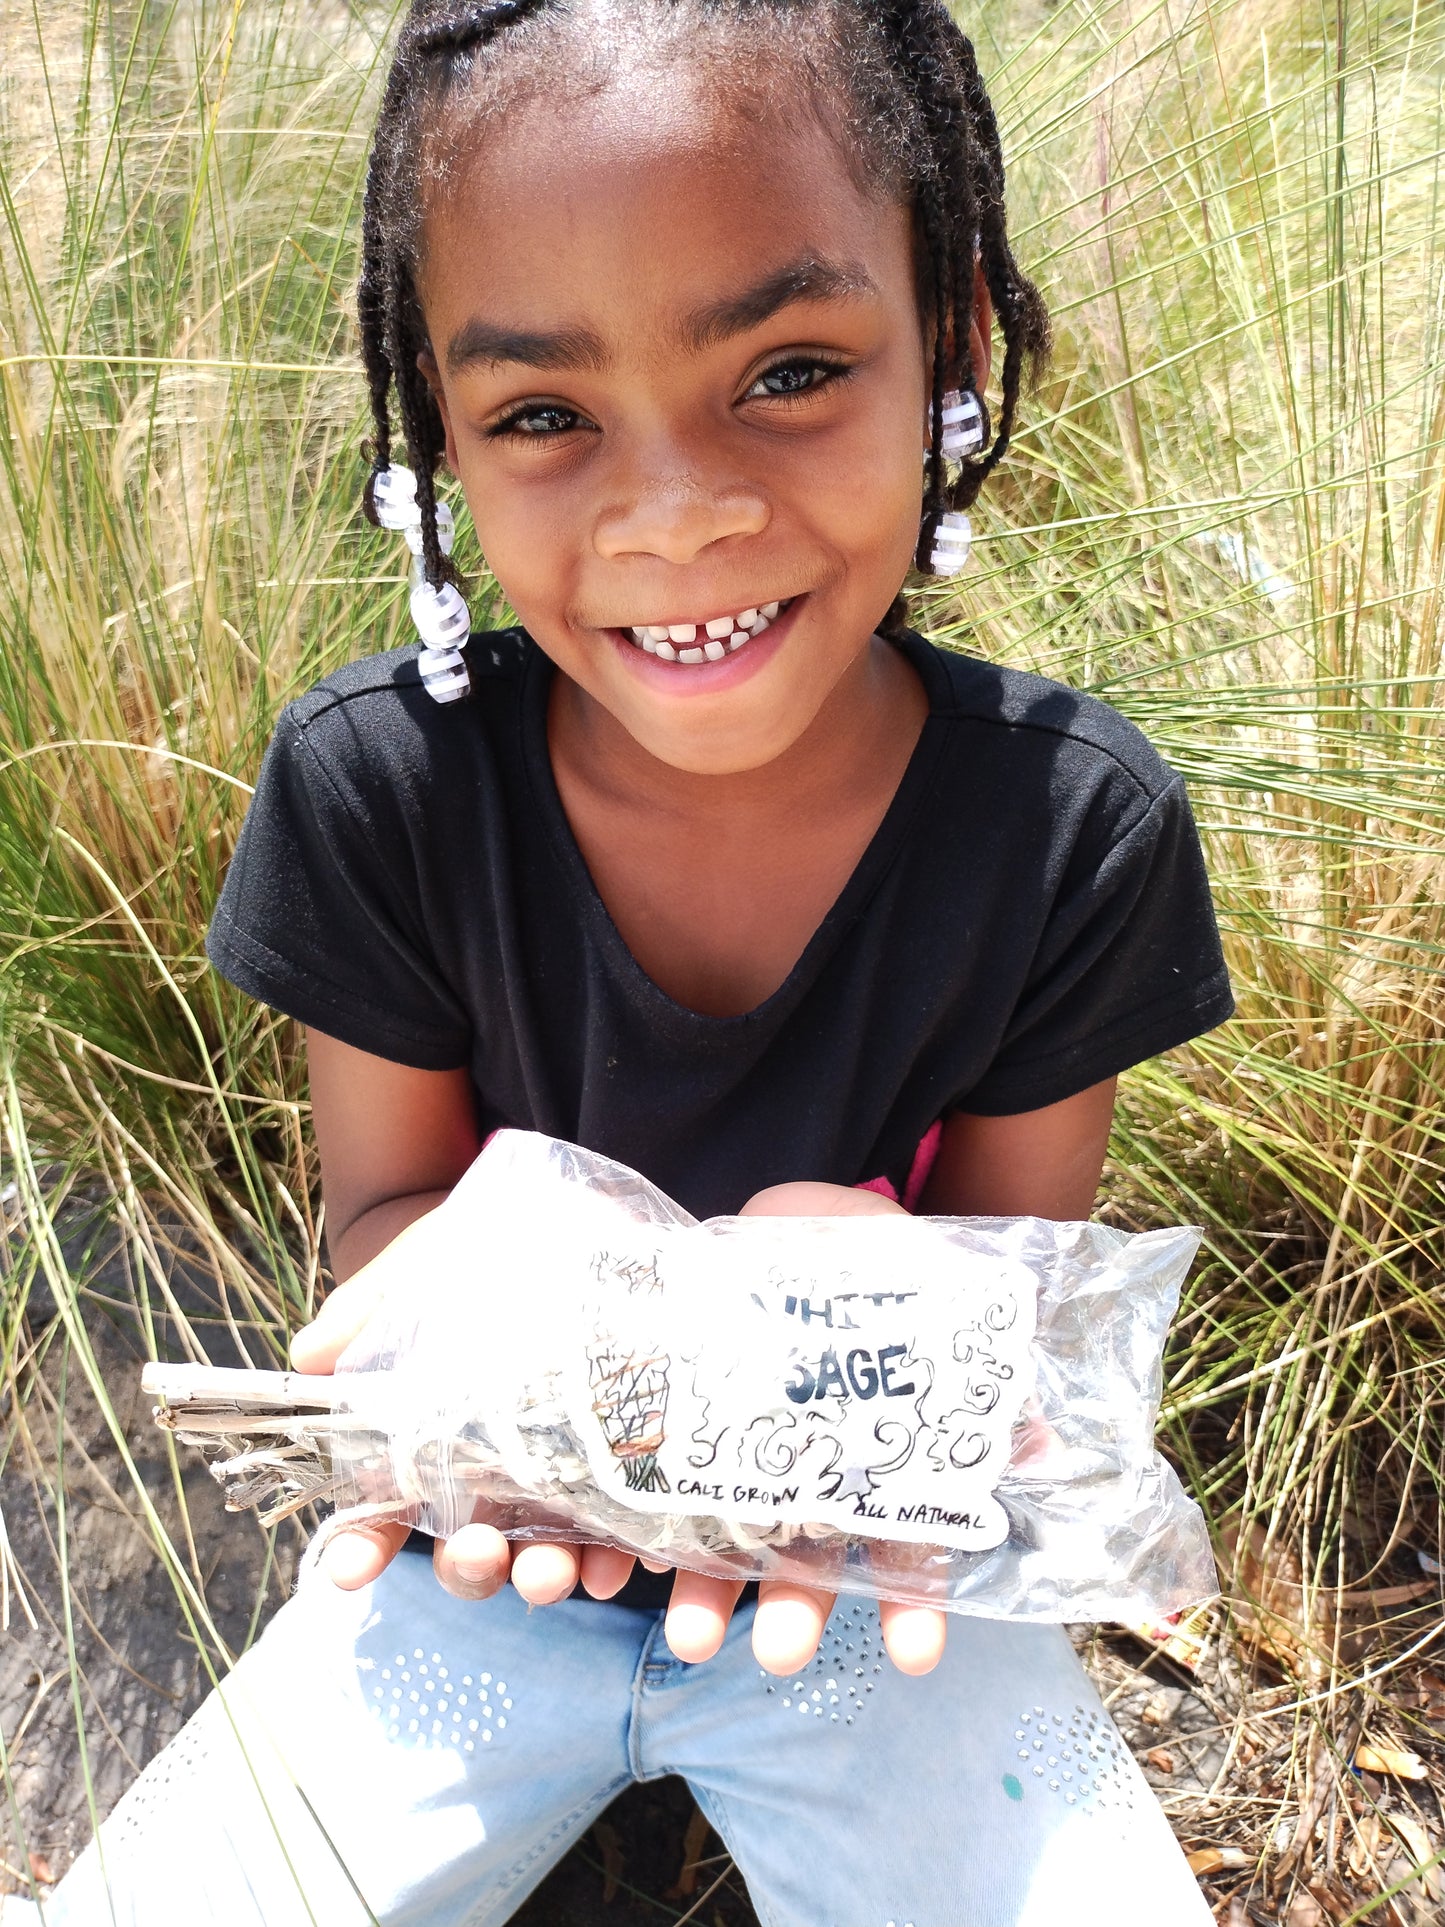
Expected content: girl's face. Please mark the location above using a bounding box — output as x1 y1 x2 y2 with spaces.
418 66 940 776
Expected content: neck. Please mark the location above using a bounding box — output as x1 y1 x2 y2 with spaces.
547 632 927 829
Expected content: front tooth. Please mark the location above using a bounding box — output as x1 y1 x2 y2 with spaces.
728 634 748 651
747 613 770 635
655 640 678 661
705 616 734 640
703 639 726 661
761 601 780 620
736 608 758 628
645 626 671 643
668 623 696 644
679 647 705 664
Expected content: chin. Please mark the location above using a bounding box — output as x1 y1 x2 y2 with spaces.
637 726 801 778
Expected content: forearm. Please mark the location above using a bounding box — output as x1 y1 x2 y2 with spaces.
327 1188 455 1281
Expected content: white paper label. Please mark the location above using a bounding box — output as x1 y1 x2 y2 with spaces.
567 1220 1037 1551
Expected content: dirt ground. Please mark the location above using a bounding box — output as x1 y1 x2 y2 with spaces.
3 1198 1441 1925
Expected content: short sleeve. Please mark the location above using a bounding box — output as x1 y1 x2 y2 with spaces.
958 775 1233 1115
206 705 471 1070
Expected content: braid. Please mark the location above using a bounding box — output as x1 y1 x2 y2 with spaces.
869 0 1048 569
950 25 1050 489
358 0 552 584
414 0 542 56
356 0 1049 600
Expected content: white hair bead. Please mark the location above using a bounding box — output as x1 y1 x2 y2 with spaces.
939 389 986 462
372 465 471 703
399 499 455 559
416 647 472 704
929 511 973 577
411 574 470 643
371 463 419 529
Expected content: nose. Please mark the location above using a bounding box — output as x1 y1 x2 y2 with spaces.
593 448 770 564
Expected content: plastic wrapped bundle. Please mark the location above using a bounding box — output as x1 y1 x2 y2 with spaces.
145 1130 1217 1621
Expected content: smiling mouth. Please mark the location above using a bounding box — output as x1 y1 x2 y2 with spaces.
621 598 791 664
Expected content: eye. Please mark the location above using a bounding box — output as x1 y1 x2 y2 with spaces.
744 355 851 402
488 401 588 439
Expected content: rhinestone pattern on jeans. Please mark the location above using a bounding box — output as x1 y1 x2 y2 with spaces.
1013 1702 1134 1813
759 1599 884 1725
368 1646 514 1753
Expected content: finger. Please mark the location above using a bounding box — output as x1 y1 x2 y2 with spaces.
321 1520 413 1590
579 1543 635 1601
752 1582 835 1675
434 1522 512 1600
510 1540 582 1605
290 1213 445 1373
289 1273 390 1373
638 1556 671 1574
879 1600 947 1675
664 1571 745 1664
739 1181 908 1219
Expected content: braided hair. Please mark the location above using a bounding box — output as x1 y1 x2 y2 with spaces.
358 0 1049 601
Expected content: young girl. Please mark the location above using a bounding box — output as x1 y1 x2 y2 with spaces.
51 2 1233 1921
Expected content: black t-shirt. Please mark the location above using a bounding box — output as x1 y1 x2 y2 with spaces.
208 625 1232 1221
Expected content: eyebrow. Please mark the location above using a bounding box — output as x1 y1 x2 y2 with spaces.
445 321 608 375
681 256 878 352
444 255 878 378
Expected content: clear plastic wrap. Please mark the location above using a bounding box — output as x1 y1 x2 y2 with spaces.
309 1130 1217 1621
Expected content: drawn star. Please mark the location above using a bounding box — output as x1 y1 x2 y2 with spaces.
833 1465 876 1502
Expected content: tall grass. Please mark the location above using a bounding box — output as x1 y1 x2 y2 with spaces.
935 0 1445 1626
1 0 1442 1903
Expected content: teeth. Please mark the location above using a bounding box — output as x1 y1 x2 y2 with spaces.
623 598 790 664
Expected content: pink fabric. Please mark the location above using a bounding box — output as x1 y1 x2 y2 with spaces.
855 1117 943 1214
854 1173 900 1202
480 1125 945 1211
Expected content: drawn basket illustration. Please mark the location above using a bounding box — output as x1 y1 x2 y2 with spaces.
588 1343 672 1494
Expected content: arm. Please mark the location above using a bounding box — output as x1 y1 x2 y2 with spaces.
916 1076 1117 1220
305 1027 481 1280
294 1029 641 1604
734 1077 1119 1677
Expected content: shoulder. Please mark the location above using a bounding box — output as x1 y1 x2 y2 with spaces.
283 625 531 738
269 627 535 793
906 631 1179 819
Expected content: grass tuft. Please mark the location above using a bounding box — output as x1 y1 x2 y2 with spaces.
1 0 1441 1913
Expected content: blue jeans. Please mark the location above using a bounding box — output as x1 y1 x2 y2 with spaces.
49 1543 1210 1926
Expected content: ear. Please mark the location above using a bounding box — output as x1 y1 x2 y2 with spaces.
925 260 995 425
417 347 460 473
964 258 994 396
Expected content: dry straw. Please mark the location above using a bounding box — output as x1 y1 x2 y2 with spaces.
1 0 1442 1911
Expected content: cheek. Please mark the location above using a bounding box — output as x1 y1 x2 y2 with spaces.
459 474 577 613
815 409 924 575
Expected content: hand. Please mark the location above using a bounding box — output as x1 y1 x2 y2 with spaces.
726 1181 949 1678
288 1215 634 1609
290 1186 946 1678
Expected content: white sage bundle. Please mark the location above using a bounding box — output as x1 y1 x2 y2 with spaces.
144 1130 1216 1620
